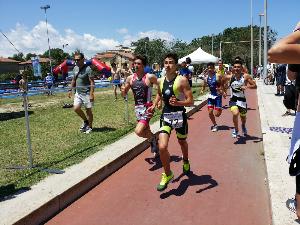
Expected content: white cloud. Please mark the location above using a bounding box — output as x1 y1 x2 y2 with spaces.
116 28 128 34
0 23 175 58
0 21 120 58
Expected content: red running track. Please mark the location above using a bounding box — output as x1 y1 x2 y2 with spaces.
46 89 271 225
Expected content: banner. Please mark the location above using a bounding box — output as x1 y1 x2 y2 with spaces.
31 56 42 77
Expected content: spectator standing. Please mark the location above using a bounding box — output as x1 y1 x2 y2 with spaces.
275 64 287 96
111 62 121 101
44 72 54 96
185 57 194 87
68 52 94 134
19 73 31 108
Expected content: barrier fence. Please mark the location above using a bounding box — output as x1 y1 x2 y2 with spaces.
0 81 141 190
0 81 202 196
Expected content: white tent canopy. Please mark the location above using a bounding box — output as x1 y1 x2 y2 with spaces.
178 47 218 64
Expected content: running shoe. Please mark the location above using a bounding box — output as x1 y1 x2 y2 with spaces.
79 121 89 132
84 126 92 134
183 160 190 175
242 125 248 136
157 172 174 191
232 129 238 138
211 125 218 132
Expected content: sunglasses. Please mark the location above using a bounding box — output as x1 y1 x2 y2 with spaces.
74 58 82 62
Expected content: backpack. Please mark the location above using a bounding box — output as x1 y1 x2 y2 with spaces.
283 84 297 110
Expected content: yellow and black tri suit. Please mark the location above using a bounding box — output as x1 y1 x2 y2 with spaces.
229 74 247 117
159 75 188 140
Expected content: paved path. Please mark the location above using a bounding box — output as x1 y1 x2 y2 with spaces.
46 89 271 225
257 80 298 225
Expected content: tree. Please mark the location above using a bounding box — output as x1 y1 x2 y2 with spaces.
169 39 189 58
129 25 278 72
132 37 168 66
25 53 37 61
42 48 70 66
8 52 24 62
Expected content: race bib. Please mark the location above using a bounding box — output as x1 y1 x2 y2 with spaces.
236 100 247 108
135 105 147 120
163 111 184 128
208 94 218 99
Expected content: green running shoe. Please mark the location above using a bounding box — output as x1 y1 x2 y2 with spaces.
183 160 190 174
157 172 174 191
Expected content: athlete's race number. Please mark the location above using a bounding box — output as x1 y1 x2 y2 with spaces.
163 111 183 128
236 100 247 109
135 105 147 120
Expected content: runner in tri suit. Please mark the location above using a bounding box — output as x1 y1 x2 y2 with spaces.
223 58 257 138
201 62 225 132
153 53 194 191
121 55 159 156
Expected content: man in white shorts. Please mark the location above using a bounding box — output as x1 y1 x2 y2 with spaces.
68 52 95 133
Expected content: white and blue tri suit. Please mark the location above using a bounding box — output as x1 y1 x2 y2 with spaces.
207 74 222 111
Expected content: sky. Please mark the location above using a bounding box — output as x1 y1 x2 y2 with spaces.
0 0 299 58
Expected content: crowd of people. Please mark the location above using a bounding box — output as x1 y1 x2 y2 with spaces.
65 49 261 192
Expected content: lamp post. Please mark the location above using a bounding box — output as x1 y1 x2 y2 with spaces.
259 13 264 67
219 41 222 59
250 0 254 75
211 34 214 55
263 0 268 80
40 5 52 74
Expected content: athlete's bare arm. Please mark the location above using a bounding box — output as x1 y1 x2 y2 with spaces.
147 73 159 86
243 74 257 89
152 78 162 109
268 22 300 64
169 76 194 107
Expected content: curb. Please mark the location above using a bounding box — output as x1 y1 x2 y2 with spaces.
13 97 208 225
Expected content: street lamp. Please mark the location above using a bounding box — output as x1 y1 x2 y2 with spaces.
259 13 264 68
211 34 214 55
263 0 268 81
250 0 254 76
40 4 52 74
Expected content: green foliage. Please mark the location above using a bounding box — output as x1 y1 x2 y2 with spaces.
25 53 37 61
131 25 277 71
0 72 17 82
0 86 202 197
8 52 25 62
132 37 168 65
43 48 70 65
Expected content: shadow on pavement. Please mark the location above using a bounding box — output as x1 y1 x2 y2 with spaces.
234 134 263 145
160 171 218 199
0 184 31 202
217 125 233 131
144 155 182 171
0 111 34 122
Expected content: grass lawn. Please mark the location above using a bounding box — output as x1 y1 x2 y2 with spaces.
0 84 203 198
